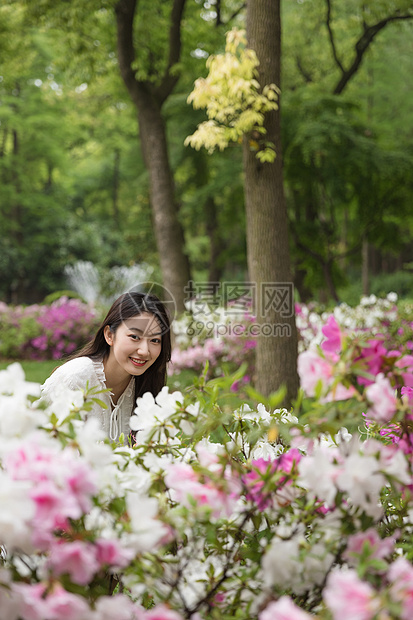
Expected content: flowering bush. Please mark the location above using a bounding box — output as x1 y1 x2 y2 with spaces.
0 297 100 360
295 292 413 353
296 297 413 420
1 296 413 620
169 293 413 388
170 304 256 382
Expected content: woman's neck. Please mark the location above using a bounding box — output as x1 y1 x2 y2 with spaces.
102 357 131 404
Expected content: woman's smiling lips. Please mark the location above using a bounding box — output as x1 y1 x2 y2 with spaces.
130 357 148 367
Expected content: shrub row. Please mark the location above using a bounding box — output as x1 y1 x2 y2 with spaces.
0 297 100 361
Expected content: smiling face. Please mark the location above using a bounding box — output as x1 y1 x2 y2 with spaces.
103 312 162 381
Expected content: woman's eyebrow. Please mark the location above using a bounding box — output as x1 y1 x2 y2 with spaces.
128 326 162 336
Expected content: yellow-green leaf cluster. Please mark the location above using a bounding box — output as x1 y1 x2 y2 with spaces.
185 28 278 161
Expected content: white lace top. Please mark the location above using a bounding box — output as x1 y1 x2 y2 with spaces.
40 357 135 442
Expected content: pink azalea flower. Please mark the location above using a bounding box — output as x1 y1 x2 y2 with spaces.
243 450 301 511
196 444 219 469
395 355 413 388
29 481 80 549
16 583 91 620
323 569 379 620
164 462 238 519
401 386 413 405
31 479 82 522
14 583 48 620
356 338 387 386
48 540 100 585
144 605 184 620
6 440 98 550
297 349 333 397
321 383 357 403
259 596 312 620
344 528 394 566
388 557 413 620
95 539 135 569
243 459 277 511
65 459 98 513
365 373 397 423
321 315 342 355
43 586 92 620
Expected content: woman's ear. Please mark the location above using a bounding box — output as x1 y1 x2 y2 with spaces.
103 325 113 346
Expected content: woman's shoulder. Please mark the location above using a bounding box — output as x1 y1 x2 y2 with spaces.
41 356 104 393
53 357 97 376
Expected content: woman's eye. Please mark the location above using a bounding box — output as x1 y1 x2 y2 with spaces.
129 334 139 340
152 338 161 344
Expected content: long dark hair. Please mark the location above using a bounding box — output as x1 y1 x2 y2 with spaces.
71 291 172 404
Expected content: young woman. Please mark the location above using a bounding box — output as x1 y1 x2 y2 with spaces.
41 291 172 442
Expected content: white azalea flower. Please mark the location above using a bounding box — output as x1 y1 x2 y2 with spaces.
262 536 301 589
298 447 339 506
251 440 284 460
125 493 167 552
318 427 352 449
84 506 113 531
379 448 410 486
336 453 385 518
131 387 183 443
0 473 34 552
111 453 152 494
42 383 85 423
0 393 47 439
274 408 298 424
302 543 334 588
154 386 183 414
0 363 35 396
179 401 201 435
75 418 112 465
142 451 179 473
233 403 253 420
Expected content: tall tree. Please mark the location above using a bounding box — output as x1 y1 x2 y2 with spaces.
0 6 79 302
115 0 191 312
281 0 413 300
243 0 298 402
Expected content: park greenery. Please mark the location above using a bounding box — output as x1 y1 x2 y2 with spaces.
1 294 413 619
1 2 413 615
0 0 412 307
1 292 411 382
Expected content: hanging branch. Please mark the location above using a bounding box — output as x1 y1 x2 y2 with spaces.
329 6 413 94
115 0 140 105
157 0 186 103
325 0 345 73
115 0 186 105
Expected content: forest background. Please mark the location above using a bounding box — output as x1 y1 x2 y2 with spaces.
1 0 412 308
2 3 413 615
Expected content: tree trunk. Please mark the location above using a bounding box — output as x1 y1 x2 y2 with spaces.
10 127 26 304
362 236 369 296
205 195 223 287
193 150 224 287
322 259 339 302
243 0 299 406
136 89 192 313
112 148 120 229
115 0 191 313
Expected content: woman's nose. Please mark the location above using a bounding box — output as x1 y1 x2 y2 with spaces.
137 339 149 355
